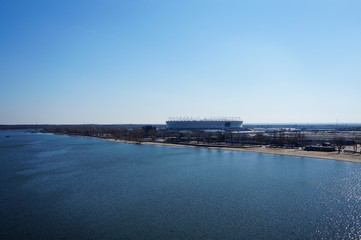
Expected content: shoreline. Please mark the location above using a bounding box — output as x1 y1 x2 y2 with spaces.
48 133 361 163
3 130 361 163
103 138 361 164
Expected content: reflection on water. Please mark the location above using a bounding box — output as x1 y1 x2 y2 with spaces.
0 130 360 240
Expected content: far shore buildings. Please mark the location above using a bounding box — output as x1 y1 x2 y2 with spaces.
166 117 243 131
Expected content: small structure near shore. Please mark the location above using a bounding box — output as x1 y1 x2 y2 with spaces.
304 145 336 152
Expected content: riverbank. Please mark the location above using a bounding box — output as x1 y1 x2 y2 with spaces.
104 138 361 164
50 133 361 163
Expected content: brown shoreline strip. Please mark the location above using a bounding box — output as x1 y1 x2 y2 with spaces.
105 139 361 164
53 133 361 164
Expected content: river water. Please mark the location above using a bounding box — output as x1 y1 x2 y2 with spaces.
0 130 360 239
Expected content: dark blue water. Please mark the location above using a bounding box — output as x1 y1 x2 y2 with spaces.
0 130 360 240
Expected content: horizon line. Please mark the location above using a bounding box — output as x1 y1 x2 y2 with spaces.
1 122 361 126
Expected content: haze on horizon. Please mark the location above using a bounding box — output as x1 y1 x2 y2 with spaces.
1 0 360 125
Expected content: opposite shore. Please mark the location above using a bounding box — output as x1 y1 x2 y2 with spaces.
12 131 358 163
101 138 361 164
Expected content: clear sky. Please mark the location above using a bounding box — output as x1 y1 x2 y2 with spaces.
1 0 360 124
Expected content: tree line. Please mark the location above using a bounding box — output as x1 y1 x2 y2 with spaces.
2 124 360 153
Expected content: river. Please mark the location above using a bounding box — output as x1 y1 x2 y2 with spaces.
0 130 360 239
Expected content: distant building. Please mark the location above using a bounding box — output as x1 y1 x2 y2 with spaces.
166 117 243 130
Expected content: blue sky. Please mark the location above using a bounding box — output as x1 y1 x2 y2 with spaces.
1 0 360 124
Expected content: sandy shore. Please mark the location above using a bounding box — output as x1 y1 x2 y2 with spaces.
104 139 361 163
55 134 361 163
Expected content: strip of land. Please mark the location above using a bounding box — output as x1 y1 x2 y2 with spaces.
104 138 361 164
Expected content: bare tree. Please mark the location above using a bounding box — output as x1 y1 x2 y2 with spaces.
354 137 361 153
255 133 265 147
333 136 345 154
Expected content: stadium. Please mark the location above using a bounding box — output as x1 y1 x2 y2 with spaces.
166 117 243 130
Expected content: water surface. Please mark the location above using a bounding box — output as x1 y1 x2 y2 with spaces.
0 130 360 239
